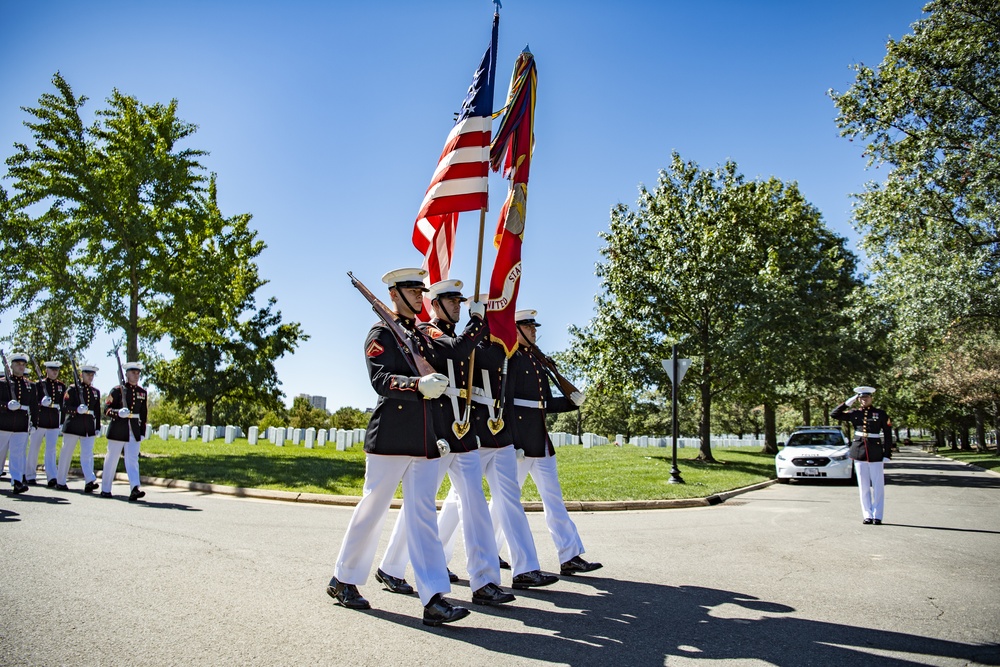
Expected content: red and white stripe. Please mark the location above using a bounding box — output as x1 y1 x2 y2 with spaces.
412 115 492 256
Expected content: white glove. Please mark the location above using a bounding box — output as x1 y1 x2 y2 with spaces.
77 404 89 415
845 395 859 407
41 396 53 408
469 300 486 319
436 438 451 456
118 407 132 418
7 399 20 411
569 391 585 407
418 373 449 399
515 448 525 461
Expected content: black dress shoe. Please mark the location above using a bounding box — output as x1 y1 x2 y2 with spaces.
46 478 57 488
375 568 414 595
84 481 99 494
12 481 29 495
472 583 516 606
511 570 559 589
423 594 470 626
448 569 459 583
27 479 38 486
560 556 603 575
55 484 69 491
129 486 146 502
873 519 882 525
863 518 874 525
326 577 371 610
498 557 511 570
100 491 112 498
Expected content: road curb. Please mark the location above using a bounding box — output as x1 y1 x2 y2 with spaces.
931 452 1000 478
109 472 779 511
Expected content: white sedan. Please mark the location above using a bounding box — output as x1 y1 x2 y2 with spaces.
775 428 853 482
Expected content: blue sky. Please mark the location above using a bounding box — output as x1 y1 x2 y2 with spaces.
1 0 924 413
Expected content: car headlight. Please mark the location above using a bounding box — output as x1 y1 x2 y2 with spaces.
776 453 786 461
831 454 848 461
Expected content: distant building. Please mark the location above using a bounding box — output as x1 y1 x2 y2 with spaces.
297 394 328 412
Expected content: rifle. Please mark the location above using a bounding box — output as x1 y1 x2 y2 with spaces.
0 349 15 407
525 343 581 399
64 349 87 421
29 353 49 399
113 343 127 389
347 272 436 377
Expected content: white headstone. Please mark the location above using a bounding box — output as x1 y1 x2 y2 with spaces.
292 428 302 445
202 425 212 443
317 429 327 447
305 427 315 449
275 428 285 447
180 425 190 442
336 429 347 451
225 425 235 444
248 426 259 445
159 424 170 440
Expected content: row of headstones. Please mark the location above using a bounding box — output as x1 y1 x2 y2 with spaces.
528 433 612 448
621 435 767 448
95 423 155 439
156 424 244 443
250 426 366 451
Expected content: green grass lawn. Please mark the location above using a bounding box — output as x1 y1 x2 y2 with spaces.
931 446 1000 472
52 437 777 501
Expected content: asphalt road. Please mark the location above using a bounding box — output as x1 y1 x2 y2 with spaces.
2 446 998 667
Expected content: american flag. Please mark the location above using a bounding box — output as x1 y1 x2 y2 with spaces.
412 13 499 316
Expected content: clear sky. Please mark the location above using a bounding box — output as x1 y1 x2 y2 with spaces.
1 0 924 414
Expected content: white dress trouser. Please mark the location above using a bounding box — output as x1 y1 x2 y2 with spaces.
58 434 97 485
496 450 585 566
445 446 541 576
335 454 450 607
0 431 29 486
102 430 140 493
854 460 885 520
381 450 500 593
27 427 61 481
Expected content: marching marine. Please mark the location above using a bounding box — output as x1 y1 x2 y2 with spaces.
328 268 470 626
58 364 102 492
377 279 516 607
0 352 38 494
501 310 602 576
27 360 67 487
101 361 148 501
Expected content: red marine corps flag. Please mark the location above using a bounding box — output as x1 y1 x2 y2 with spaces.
486 47 537 356
411 11 499 319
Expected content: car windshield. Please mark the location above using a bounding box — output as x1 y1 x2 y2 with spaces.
786 432 844 447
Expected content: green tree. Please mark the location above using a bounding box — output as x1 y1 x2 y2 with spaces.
144 178 306 425
289 396 330 430
830 0 999 442
330 406 369 431
570 154 858 460
3 72 208 360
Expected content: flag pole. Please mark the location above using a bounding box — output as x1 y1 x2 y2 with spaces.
454 206 488 435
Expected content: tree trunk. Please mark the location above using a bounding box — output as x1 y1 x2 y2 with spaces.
974 407 986 452
823 404 830 426
205 396 215 426
761 402 778 454
802 398 811 426
959 425 971 450
697 376 715 461
127 262 140 361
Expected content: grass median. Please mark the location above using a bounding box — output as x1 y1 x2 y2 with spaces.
931 446 1000 472
58 436 777 501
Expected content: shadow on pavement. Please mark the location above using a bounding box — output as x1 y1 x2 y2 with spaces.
3 492 71 506
99 496 202 512
0 508 20 522
363 579 1000 666
885 523 1000 536
884 472 1000 489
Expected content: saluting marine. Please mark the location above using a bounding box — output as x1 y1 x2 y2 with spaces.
376 279 516 607
101 361 148 501
58 364 102 492
26 359 67 487
500 310 602 576
0 352 38 494
328 268 470 627
832 385 893 525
